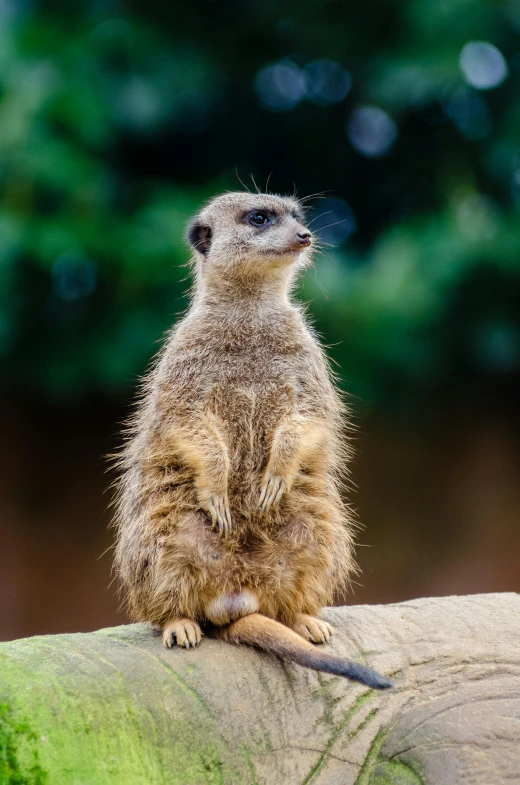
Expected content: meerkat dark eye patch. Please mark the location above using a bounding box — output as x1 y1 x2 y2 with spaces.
186 220 213 255
243 210 276 228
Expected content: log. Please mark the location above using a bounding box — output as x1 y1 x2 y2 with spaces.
1 594 519 784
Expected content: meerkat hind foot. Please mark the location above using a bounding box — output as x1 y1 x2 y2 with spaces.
291 614 334 645
162 619 202 649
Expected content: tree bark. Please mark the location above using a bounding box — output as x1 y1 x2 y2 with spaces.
1 593 519 784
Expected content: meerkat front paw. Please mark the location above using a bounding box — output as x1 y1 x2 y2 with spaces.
202 493 232 537
291 614 334 644
258 473 287 513
162 618 202 649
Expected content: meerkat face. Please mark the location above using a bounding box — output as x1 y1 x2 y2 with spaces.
186 192 313 282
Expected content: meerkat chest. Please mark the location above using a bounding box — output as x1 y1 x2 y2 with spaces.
169 316 325 416
211 320 306 381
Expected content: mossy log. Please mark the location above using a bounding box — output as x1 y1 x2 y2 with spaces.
1 594 519 784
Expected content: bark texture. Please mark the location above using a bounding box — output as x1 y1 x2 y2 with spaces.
1 593 519 784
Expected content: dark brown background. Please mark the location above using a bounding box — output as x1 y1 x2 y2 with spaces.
2 396 518 641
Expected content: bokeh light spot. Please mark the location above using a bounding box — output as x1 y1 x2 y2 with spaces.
254 62 306 112
459 41 508 90
304 60 351 107
346 106 398 157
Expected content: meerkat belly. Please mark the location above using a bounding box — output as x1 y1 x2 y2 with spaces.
164 506 335 625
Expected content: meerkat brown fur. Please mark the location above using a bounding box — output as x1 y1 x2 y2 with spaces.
113 191 392 689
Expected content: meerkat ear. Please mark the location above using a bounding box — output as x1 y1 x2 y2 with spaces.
186 219 212 255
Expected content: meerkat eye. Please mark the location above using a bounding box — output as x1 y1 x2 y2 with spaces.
248 211 271 227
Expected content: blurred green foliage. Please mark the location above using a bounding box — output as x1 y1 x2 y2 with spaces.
1 0 519 412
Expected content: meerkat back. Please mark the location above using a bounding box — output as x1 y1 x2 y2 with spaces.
112 191 392 690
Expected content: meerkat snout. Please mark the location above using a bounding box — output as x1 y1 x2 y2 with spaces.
296 230 312 247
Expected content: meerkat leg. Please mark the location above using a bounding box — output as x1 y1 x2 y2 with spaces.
259 418 328 513
162 618 202 649
290 614 334 645
259 417 301 513
168 410 232 537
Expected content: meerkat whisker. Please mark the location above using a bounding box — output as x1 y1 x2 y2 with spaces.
235 168 251 193
249 173 261 194
305 210 334 227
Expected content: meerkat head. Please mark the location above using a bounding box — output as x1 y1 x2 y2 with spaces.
186 192 313 289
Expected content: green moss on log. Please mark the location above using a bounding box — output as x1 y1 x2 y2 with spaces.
0 702 47 785
0 627 252 785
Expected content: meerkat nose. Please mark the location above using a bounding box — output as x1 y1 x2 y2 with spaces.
296 231 312 247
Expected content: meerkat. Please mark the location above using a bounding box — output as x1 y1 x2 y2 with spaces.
113 191 392 690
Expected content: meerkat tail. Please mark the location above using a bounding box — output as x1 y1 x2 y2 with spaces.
213 613 393 690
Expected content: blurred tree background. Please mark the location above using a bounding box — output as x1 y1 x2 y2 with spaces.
1 0 519 640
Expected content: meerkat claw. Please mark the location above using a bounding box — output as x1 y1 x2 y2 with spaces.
209 494 232 537
258 475 286 513
162 619 202 649
291 615 335 645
